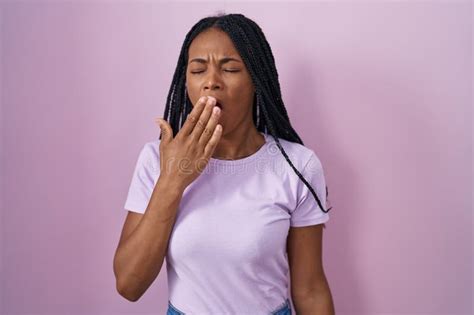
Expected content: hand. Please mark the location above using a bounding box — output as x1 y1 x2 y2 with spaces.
154 96 222 191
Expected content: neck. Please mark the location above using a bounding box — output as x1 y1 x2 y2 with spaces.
211 122 265 160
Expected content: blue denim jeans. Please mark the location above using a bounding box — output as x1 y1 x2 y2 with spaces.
166 298 292 315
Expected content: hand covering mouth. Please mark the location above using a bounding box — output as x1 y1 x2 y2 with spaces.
204 96 224 109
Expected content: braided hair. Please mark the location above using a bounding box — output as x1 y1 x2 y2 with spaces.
161 12 333 216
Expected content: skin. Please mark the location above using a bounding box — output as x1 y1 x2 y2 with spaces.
287 225 335 314
185 27 265 160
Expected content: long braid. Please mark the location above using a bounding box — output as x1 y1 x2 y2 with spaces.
161 13 332 214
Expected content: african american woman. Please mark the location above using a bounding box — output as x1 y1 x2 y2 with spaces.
114 13 335 315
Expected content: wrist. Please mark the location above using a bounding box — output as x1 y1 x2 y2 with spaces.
156 174 186 194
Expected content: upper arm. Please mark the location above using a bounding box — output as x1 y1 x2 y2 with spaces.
290 151 330 228
123 142 160 214
118 211 144 248
287 223 326 298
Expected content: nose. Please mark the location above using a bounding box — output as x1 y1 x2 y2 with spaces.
203 68 222 92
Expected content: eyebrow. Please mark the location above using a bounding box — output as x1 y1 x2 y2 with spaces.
188 57 242 65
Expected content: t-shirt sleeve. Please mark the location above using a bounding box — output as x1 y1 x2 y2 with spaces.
123 142 160 214
290 151 330 227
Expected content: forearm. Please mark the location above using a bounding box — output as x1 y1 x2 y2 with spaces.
114 175 184 301
292 280 335 315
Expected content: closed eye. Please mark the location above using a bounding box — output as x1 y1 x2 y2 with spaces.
190 70 240 74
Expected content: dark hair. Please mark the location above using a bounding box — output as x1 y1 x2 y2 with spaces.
161 12 333 218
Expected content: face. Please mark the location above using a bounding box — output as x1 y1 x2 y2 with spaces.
185 27 255 134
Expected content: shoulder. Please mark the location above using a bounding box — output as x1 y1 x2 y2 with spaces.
136 137 161 174
267 135 322 171
142 137 161 156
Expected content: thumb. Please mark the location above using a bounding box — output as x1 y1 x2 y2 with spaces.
154 118 172 144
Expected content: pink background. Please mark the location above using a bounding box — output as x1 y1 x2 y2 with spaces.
1 1 472 314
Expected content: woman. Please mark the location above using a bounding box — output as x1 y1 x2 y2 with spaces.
114 13 335 315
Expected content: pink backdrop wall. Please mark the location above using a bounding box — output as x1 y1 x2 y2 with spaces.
1 1 472 314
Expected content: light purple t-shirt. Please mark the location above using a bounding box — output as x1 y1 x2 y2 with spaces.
124 132 330 314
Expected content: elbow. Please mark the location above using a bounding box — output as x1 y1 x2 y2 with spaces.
116 278 142 302
114 256 142 302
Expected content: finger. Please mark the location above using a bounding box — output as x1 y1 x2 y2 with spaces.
177 96 208 139
189 96 216 142
198 104 221 147
155 117 173 145
203 124 223 158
